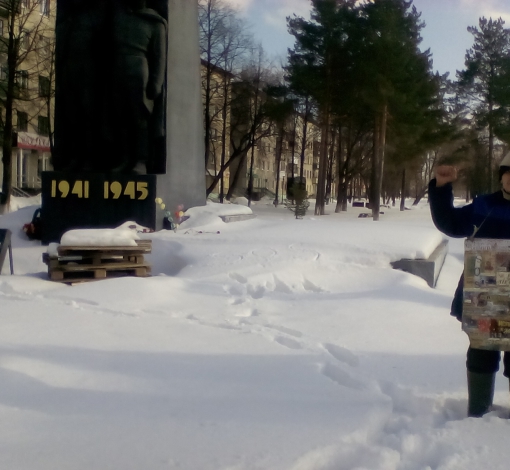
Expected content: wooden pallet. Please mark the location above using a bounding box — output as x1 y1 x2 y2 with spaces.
43 240 152 283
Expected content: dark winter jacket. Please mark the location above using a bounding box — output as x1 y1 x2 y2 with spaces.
428 179 510 320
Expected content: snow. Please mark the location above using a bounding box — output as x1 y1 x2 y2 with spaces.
9 194 42 212
180 199 254 230
60 228 140 247
1 198 509 470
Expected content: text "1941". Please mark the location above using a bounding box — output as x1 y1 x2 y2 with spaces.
51 180 149 200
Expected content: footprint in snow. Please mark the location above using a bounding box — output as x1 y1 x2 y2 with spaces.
229 272 248 284
265 324 303 338
323 343 359 367
186 314 243 331
247 284 266 299
273 276 293 294
274 335 304 350
321 362 365 390
226 284 245 296
303 278 325 293
234 308 259 318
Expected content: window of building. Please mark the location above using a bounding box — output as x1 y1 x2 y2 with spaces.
16 151 29 188
38 75 50 97
0 19 4 36
39 35 50 56
38 115 49 136
37 154 51 181
0 65 7 81
40 0 49 16
15 70 29 89
17 111 28 132
21 30 30 50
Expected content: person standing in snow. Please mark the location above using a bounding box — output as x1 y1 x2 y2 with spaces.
429 153 510 417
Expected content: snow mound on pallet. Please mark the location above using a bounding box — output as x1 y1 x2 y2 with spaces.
60 228 140 247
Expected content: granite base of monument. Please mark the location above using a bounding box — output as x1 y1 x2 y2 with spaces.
391 239 449 288
0 229 14 274
41 172 157 245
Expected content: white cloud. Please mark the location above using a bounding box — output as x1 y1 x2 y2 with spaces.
458 0 510 20
263 0 311 31
485 10 510 22
222 0 254 13
279 0 311 17
458 0 480 7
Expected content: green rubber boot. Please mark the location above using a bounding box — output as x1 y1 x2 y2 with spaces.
467 371 495 417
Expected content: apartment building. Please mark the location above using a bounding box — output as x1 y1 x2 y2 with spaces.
255 115 322 202
286 115 321 198
210 75 323 202
0 0 54 193
201 59 233 195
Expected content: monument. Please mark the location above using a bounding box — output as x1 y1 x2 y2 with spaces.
42 0 205 243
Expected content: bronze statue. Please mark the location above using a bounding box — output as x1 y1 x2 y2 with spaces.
110 0 167 173
53 0 167 174
54 0 106 172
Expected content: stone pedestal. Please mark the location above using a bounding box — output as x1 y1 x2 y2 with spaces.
156 0 206 228
391 240 449 288
41 172 156 244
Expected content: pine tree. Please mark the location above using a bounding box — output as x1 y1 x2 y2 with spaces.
457 17 510 192
355 0 435 220
287 0 358 216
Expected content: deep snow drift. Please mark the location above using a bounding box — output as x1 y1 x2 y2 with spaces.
1 198 510 470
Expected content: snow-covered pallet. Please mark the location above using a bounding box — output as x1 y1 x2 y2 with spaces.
42 240 152 283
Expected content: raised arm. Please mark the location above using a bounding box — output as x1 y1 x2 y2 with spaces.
429 165 474 238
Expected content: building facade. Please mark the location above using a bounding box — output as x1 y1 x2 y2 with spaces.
204 71 324 202
0 0 54 194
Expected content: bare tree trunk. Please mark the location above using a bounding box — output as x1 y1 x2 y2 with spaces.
227 152 247 200
315 113 330 216
326 128 336 205
247 141 255 207
219 76 229 203
207 148 234 196
0 86 14 212
290 115 296 182
246 47 263 208
0 12 18 213
488 105 494 193
412 186 428 206
335 127 344 213
400 168 406 211
46 41 56 156
370 117 379 217
274 152 281 207
299 97 310 181
273 124 285 206
371 104 387 222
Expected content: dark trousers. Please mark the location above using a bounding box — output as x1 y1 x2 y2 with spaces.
467 347 510 377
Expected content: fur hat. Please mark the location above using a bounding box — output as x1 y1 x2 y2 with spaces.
500 152 510 180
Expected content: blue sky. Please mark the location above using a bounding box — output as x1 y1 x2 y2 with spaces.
225 0 510 79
